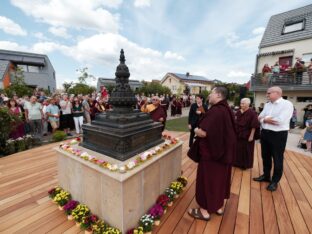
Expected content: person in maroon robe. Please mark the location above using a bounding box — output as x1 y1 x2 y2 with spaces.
141 96 166 131
171 96 177 116
234 98 260 169
188 86 236 221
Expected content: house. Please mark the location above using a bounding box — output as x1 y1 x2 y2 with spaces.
0 50 56 92
97 77 142 92
161 72 214 95
251 4 312 122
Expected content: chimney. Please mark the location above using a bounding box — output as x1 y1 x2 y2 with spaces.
186 72 190 77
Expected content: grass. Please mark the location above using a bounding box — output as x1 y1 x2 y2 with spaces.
165 117 189 132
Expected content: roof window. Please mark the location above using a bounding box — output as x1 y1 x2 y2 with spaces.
282 19 305 34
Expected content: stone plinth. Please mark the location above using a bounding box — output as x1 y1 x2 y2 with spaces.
56 142 182 233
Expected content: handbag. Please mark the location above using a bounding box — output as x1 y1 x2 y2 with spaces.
187 137 200 163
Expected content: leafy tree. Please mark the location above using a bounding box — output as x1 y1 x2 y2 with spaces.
137 81 171 96
76 67 95 84
62 81 74 93
4 67 32 97
68 83 96 96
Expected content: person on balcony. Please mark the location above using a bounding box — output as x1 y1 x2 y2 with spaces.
262 64 271 84
294 57 305 84
271 62 280 83
308 58 312 85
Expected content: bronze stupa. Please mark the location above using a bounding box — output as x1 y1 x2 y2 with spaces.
81 49 164 161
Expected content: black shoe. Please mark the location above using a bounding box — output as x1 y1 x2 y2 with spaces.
253 174 271 182
266 182 278 191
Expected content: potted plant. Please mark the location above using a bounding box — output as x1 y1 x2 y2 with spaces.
177 176 188 189
127 227 144 234
164 188 176 206
156 194 170 212
24 135 33 149
139 214 154 234
48 186 63 200
72 204 90 225
91 220 108 234
170 181 183 197
80 214 98 233
63 200 79 220
4 139 16 155
53 190 71 210
148 204 164 226
103 227 121 234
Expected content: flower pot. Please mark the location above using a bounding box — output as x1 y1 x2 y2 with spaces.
163 209 167 214
175 194 179 199
154 220 160 226
85 230 93 234
76 222 81 227
167 201 173 207
67 215 73 220
144 232 152 234
58 205 64 210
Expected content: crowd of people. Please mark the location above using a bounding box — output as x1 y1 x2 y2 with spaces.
261 57 312 85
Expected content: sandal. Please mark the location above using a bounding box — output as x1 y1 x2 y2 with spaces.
216 209 224 216
188 208 210 221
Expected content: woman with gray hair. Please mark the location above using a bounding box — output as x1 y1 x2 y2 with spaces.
233 98 260 169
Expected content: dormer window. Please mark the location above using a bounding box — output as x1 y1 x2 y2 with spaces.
282 19 305 34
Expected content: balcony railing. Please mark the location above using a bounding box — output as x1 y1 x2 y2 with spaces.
250 72 312 90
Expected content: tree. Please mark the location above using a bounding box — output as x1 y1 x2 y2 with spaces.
4 67 32 97
62 81 73 93
68 83 96 96
76 67 96 84
136 81 171 96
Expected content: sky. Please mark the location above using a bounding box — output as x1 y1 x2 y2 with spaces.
0 0 311 88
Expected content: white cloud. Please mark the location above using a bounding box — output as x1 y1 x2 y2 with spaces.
49 26 71 38
134 0 151 8
33 32 50 41
0 40 28 51
0 16 27 36
31 41 68 54
11 0 120 33
227 70 250 78
164 51 184 61
252 27 265 35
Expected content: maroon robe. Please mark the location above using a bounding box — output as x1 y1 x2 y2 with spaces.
234 108 260 169
196 99 236 213
150 105 166 131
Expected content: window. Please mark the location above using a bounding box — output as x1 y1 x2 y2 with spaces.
17 64 27 72
302 53 312 63
172 85 176 91
282 20 305 34
28 66 40 73
297 97 312 102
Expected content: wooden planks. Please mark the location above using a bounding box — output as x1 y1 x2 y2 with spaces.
0 132 312 234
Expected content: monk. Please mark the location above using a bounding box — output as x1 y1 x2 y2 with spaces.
141 95 166 131
234 98 260 169
188 86 236 221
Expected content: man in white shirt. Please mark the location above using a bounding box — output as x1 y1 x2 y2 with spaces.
59 94 73 136
253 86 293 191
24 96 44 138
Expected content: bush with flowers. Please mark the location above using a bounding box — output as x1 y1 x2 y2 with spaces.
148 204 163 225
92 220 109 234
80 214 99 231
48 186 62 199
104 227 122 234
156 194 170 210
63 200 79 216
53 190 71 207
164 188 176 202
177 176 188 188
170 181 183 195
139 214 154 233
71 204 90 223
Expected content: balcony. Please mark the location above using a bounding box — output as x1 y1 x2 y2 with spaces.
250 72 312 91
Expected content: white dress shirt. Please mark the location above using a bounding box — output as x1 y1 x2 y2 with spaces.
259 98 293 131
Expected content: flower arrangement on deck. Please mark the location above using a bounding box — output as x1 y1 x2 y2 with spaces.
148 204 164 225
71 204 90 223
139 214 154 233
156 194 170 210
59 134 180 174
164 188 176 203
170 181 183 195
63 200 79 216
80 214 99 231
48 186 62 199
53 190 71 207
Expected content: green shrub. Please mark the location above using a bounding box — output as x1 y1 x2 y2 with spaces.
52 131 67 142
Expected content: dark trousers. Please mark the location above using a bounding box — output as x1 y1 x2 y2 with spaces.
260 129 288 183
189 128 195 147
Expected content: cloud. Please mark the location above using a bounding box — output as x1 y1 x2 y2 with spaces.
227 70 250 78
0 40 28 51
134 0 151 8
0 16 27 36
164 51 184 61
48 26 71 38
10 0 120 33
225 26 265 51
33 32 50 41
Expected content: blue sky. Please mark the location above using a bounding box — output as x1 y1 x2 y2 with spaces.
0 0 311 88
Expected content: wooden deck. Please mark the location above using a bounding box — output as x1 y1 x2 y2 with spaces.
1 132 312 234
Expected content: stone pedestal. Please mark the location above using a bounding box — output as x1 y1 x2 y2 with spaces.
56 142 182 233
